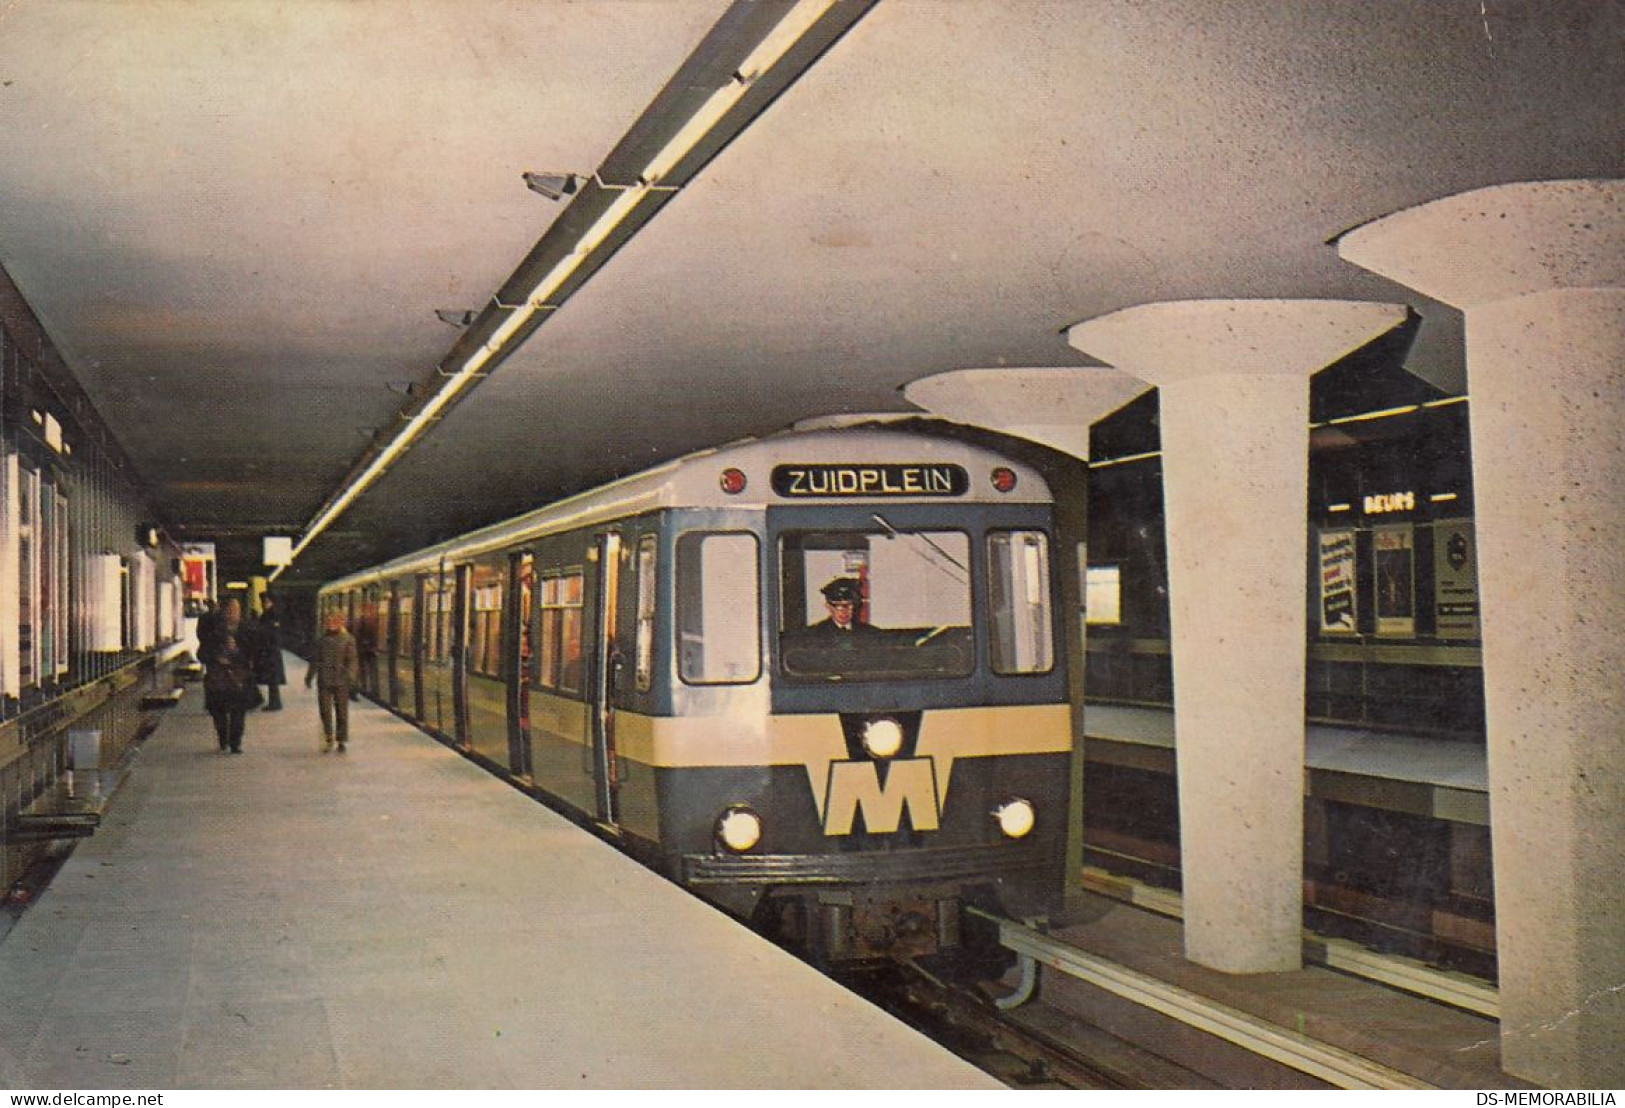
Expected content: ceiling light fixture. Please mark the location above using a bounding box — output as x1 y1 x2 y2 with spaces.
273 0 857 582
522 172 581 201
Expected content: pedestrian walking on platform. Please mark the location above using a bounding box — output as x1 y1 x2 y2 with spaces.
307 608 359 751
199 597 260 753
255 593 287 710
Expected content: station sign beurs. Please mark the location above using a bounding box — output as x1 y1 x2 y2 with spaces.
1363 490 1415 514
771 463 970 498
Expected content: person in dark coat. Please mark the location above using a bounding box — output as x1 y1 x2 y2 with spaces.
199 597 260 753
192 599 219 662
255 594 287 710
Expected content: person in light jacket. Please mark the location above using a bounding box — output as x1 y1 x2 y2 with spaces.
306 609 359 751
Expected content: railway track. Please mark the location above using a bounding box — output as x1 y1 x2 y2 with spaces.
845 958 1145 1089
842 909 1446 1090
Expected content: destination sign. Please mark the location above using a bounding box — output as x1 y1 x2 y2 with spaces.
771 463 969 498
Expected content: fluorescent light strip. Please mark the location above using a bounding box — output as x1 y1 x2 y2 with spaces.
741 0 836 79
643 86 746 184
644 0 835 183
1088 450 1162 470
1311 395 1470 429
1326 403 1420 426
1430 492 1459 503
1328 503 1352 513
277 0 836 579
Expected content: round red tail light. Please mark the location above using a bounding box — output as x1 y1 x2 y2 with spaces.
719 468 747 494
990 467 1018 493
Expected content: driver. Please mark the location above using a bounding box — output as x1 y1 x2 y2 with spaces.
809 577 876 636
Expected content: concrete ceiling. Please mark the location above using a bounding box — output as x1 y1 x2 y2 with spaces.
1 1 1620 585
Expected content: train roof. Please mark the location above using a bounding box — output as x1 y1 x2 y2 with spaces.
321 425 1052 591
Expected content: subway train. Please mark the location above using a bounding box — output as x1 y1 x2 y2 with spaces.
318 426 1074 962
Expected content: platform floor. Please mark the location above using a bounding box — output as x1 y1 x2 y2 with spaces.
0 666 997 1090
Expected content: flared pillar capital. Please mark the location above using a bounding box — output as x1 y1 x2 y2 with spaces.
903 367 1150 461
1337 179 1625 308
1065 299 1409 385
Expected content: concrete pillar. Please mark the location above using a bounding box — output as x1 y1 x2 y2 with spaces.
903 367 1153 903
1066 300 1407 973
1339 179 1625 1088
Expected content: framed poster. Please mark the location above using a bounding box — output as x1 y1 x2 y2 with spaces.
1374 524 1415 637
1433 519 1480 639
1318 528 1358 634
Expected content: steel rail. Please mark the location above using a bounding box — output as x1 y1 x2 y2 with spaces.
969 908 1436 1091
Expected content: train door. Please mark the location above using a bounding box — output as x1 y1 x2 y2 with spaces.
452 562 472 748
588 531 622 829
412 573 428 723
422 571 442 733
385 581 402 708
425 564 455 738
506 552 534 779
360 585 381 699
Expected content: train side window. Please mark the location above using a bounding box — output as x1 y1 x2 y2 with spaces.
676 532 760 685
1084 563 1122 627
536 570 585 692
397 589 414 652
557 572 584 693
437 578 455 662
537 575 561 689
0 453 16 693
634 535 657 692
423 579 441 661
988 531 1054 674
539 575 559 685
19 462 38 681
468 561 504 677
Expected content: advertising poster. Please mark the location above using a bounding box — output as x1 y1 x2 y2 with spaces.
1434 519 1480 639
1318 529 1358 633
1374 525 1415 636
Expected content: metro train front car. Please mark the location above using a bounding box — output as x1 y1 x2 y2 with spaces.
320 427 1075 965
646 431 1073 962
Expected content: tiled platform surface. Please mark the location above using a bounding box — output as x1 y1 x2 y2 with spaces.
0 664 996 1090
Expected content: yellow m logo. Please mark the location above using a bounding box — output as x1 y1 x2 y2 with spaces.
822 758 940 835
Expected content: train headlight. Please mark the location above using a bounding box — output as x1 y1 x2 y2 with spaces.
716 806 762 852
992 798 1035 839
862 718 905 759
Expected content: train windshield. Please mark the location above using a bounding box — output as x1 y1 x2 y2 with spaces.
778 523 973 681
